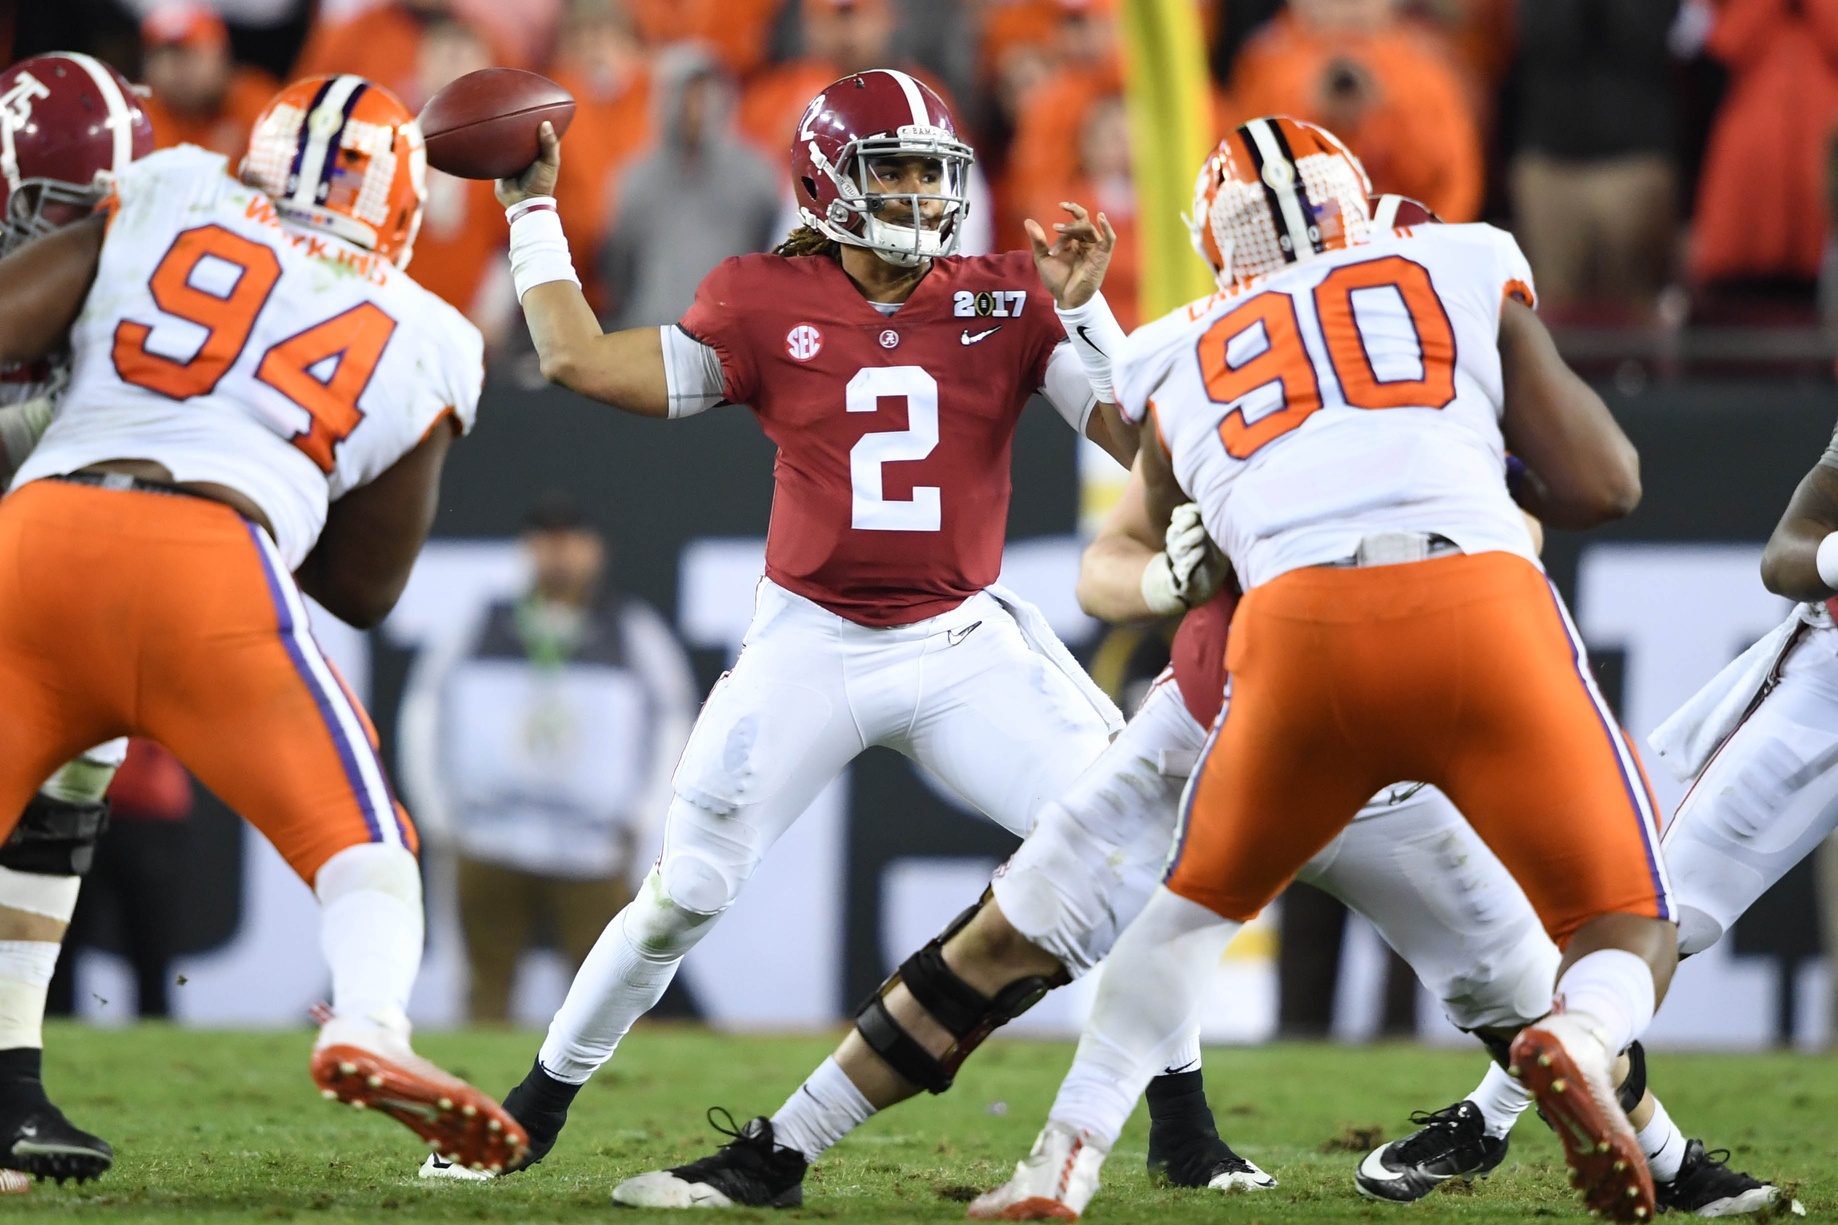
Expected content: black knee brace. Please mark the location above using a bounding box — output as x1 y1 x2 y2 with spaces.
0 793 110 877
854 895 1067 1094
1616 1040 1647 1114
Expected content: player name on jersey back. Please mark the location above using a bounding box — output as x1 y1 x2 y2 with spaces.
680 250 1066 627
1116 223 1541 591
15 145 484 569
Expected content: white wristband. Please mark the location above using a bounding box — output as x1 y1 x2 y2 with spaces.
506 196 580 301
1817 531 1838 590
1055 291 1126 404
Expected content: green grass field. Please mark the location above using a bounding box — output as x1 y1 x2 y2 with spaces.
7 1021 1829 1222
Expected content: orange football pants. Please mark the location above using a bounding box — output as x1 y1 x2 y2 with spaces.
1165 550 1670 947
0 480 416 883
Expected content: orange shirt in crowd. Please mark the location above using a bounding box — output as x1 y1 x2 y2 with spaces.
551 62 654 310
142 66 278 162
293 5 518 107
1690 0 1838 284
107 740 193 821
626 0 786 81
410 171 507 325
1222 10 1483 223
1001 62 1121 248
1015 177 1138 330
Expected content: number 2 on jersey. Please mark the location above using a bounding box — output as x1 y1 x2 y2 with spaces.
111 223 396 473
1201 254 1457 460
849 366 940 532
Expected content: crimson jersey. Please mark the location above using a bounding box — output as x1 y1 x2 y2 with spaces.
1170 588 1240 728
679 250 1067 627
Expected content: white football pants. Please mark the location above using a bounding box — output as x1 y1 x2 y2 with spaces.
993 673 1559 1031
538 579 1115 1082
1665 624 1838 956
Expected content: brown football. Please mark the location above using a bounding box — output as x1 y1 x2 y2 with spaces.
418 68 575 181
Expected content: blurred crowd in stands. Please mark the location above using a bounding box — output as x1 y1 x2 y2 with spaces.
11 0 1837 350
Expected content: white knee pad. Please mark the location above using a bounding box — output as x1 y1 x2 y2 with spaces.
1675 905 1724 958
314 843 422 908
624 867 726 961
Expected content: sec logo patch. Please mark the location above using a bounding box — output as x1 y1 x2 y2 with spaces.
786 324 823 362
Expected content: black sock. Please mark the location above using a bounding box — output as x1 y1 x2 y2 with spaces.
1146 1069 1217 1129
512 1060 584 1116
0 1048 43 1086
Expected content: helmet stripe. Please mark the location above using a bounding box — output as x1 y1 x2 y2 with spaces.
1264 120 1324 256
63 53 134 174
881 69 929 129
288 75 367 213
1242 117 1316 265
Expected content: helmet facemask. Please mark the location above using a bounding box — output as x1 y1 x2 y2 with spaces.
802 128 974 268
0 175 110 257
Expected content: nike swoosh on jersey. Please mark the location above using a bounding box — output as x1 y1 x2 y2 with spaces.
961 326 1002 345
946 621 982 645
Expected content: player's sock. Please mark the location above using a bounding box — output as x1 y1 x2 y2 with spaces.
1047 891 1240 1145
769 1056 876 1163
1636 1096 1687 1184
1552 948 1655 1057
0 867 78 1051
1159 1030 1202 1076
314 844 423 1023
1467 1060 1533 1139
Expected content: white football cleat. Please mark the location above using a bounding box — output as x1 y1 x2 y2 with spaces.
1510 1012 1655 1223
967 1121 1109 1221
1205 1156 1276 1192
312 1006 528 1175
419 1153 495 1181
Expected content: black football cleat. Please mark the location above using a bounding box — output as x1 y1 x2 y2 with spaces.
0 1089 113 1184
1355 1100 1508 1203
611 1111 808 1208
1144 1070 1276 1191
1656 1139 1803 1217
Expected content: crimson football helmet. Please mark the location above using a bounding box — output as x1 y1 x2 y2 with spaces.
791 69 974 268
1188 116 1372 292
0 52 153 255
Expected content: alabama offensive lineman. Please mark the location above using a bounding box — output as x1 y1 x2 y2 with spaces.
0 51 150 1182
462 70 1257 1184
0 74 526 1172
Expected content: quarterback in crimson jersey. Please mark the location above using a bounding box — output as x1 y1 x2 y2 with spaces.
445 69 1258 1202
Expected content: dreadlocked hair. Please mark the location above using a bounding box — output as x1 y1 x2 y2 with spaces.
776 225 841 258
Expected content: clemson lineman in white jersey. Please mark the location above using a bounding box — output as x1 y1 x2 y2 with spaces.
973 117 1677 1223
0 72 526 1172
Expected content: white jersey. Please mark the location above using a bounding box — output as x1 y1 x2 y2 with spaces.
15 145 484 569
1115 223 1540 590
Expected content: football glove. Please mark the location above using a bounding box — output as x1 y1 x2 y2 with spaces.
1140 502 1227 616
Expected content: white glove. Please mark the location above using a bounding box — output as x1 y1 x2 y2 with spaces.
1140 503 1228 616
